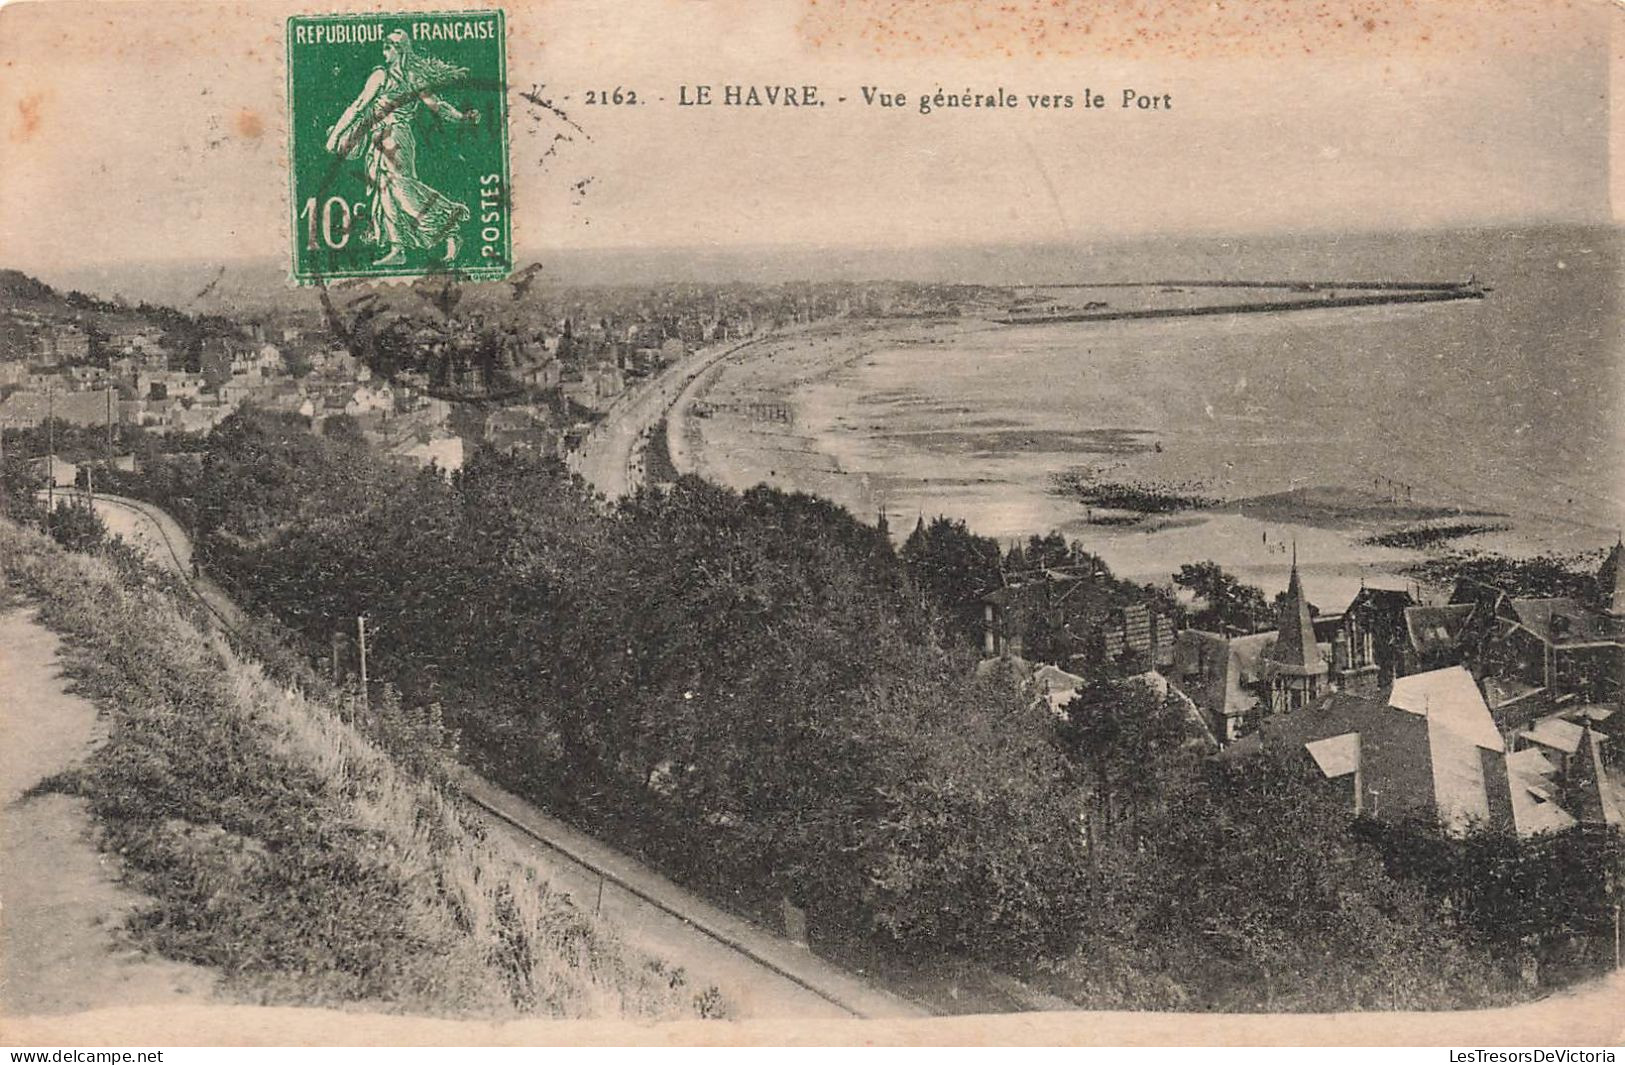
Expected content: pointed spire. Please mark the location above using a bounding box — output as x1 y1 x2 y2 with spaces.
1268 547 1327 676
1598 534 1625 616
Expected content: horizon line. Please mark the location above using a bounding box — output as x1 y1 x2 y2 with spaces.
8 216 1619 280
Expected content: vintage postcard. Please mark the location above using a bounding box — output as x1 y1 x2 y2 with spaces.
1 0 1622 1049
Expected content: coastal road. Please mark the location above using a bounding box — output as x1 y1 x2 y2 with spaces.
64 490 926 1019
569 336 771 499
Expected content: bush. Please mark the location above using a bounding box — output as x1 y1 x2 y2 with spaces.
182 412 1094 965
45 497 107 553
0 520 718 1019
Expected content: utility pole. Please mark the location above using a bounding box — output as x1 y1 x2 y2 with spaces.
1614 900 1620 971
45 386 54 532
106 372 115 472
356 614 370 709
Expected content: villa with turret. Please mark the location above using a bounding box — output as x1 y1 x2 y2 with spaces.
1172 540 1625 753
1170 541 1624 838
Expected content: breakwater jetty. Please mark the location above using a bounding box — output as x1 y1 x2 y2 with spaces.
993 279 1486 325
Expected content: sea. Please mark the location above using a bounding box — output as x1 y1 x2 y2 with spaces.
32 224 1623 605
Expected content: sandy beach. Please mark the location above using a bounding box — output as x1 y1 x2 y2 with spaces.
669 307 1617 613
673 321 908 521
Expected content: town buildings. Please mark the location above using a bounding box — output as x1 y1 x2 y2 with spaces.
1172 546 1625 753
981 568 1177 673
1256 665 1619 838
1176 546 1625 841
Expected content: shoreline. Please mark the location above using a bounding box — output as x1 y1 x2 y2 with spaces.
671 317 1612 606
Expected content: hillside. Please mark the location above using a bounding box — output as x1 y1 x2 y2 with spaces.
0 269 59 304
0 519 722 1020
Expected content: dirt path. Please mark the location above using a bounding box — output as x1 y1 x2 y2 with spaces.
17 500 920 1019
45 491 248 631
0 606 217 1017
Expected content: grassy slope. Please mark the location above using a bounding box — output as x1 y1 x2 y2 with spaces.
0 520 719 1020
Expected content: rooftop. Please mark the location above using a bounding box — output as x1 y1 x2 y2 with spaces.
1508 598 1621 648
1404 603 1477 657
1519 715 1587 756
1267 559 1327 676
1389 666 1505 751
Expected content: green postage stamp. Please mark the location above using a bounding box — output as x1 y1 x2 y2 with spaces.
286 10 511 284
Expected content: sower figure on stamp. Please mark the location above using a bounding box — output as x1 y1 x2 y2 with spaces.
326 29 479 266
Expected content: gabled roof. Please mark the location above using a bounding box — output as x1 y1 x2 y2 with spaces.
1507 598 1620 648
1267 560 1327 676
1403 603 1477 658
1389 667 1505 751
1449 577 1516 623
1305 732 1361 778
1519 715 1587 756
1346 585 1417 615
1482 674 1544 711
1506 746 1559 777
1389 667 1507 834
1570 728 1623 828
1172 629 1273 718
1259 691 1434 823
1507 746 1577 837
1032 664 1085 715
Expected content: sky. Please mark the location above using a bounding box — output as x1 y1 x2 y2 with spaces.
0 0 1617 279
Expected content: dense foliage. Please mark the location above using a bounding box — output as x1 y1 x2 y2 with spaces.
1175 560 1273 633
1 521 717 1018
900 519 1177 667
1041 757 1521 1011
898 515 1002 647
173 411 1092 963
103 408 1612 1009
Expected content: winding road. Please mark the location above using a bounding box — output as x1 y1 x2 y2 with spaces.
46 491 246 631
567 335 773 498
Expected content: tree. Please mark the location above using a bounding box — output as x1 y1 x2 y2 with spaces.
46 498 107 553
1020 530 1072 570
899 515 1003 648
0 448 46 526
283 347 315 379
1047 757 1519 1011
1056 677 1194 850
1359 816 1625 989
1174 560 1271 633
